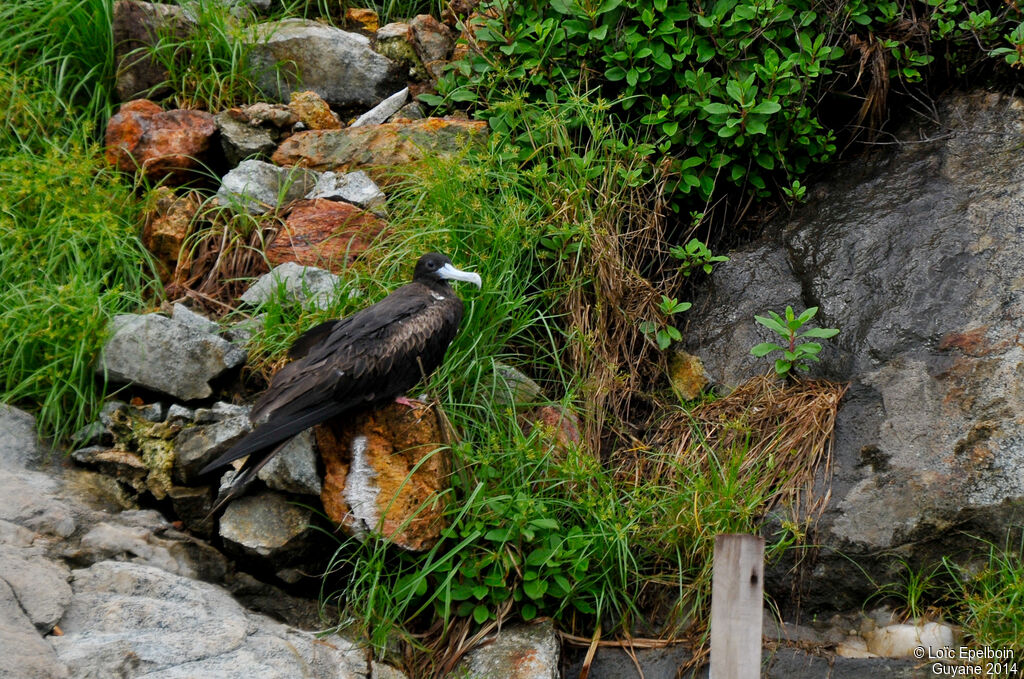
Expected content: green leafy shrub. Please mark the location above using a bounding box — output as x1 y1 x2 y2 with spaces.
424 0 1024 221
750 306 839 377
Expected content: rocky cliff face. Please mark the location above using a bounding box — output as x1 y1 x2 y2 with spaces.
686 92 1024 610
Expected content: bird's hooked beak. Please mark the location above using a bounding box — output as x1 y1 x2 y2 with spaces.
438 262 482 288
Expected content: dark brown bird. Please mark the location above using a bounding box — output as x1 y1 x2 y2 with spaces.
200 252 481 504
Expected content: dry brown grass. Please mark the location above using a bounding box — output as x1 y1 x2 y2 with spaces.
634 374 848 519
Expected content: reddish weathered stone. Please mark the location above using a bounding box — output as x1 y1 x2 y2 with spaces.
105 100 216 184
271 117 488 180
288 90 341 131
317 402 449 552
410 15 454 81
142 187 200 280
113 0 195 101
522 405 582 458
266 199 386 272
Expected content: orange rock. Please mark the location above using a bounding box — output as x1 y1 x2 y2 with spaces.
345 7 379 35
288 90 341 131
266 199 386 272
668 349 710 401
104 99 216 184
142 187 200 280
271 117 488 181
317 401 450 552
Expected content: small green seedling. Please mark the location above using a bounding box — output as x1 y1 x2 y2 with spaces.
670 238 729 277
640 295 691 350
750 306 839 378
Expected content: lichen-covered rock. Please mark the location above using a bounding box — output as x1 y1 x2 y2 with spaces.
104 99 216 184
246 18 404 110
266 199 387 272
98 313 246 401
667 349 710 401
216 159 320 215
317 401 449 551
289 90 341 130
375 23 427 82
271 117 489 180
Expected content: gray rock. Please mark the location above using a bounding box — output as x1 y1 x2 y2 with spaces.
227 313 265 345
0 404 42 470
165 404 195 423
215 109 278 166
350 88 409 128
171 302 219 334
136 401 167 422
219 491 312 560
0 579 68 679
174 415 252 483
372 662 409 679
50 561 367 679
240 262 342 310
247 18 404 110
70 421 111 449
389 101 424 122
212 401 251 419
686 91 1024 610
97 313 246 401
216 159 319 215
306 170 387 211
0 548 72 632
258 431 322 496
455 620 559 679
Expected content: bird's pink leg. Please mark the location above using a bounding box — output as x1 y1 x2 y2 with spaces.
394 396 419 408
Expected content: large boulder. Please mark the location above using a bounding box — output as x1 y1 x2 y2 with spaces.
97 313 246 401
49 561 367 678
246 18 404 110
684 92 1024 610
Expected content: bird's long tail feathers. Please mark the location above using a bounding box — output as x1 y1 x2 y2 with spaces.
198 400 348 477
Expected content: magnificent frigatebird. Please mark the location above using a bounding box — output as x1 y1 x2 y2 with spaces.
200 252 481 504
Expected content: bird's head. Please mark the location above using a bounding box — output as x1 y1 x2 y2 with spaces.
414 253 482 288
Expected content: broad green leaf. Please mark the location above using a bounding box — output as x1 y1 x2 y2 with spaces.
754 315 788 336
801 327 840 339
750 342 783 357
473 605 491 624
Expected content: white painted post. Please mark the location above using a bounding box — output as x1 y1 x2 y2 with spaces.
709 533 765 679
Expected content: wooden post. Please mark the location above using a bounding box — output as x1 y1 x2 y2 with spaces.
710 534 765 679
